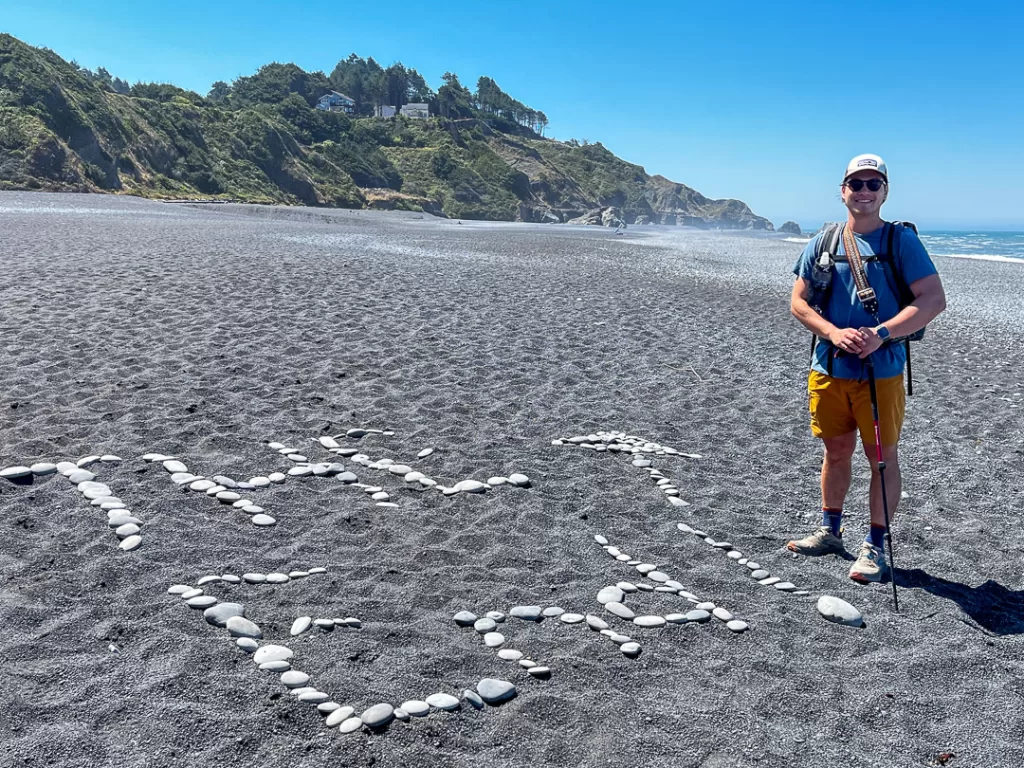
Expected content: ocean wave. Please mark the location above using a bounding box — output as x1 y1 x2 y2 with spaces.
782 236 812 243
944 253 1024 264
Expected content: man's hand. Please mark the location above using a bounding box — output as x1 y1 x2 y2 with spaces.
828 327 868 355
856 326 885 358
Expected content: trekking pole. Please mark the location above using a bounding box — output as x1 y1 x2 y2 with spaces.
865 357 900 612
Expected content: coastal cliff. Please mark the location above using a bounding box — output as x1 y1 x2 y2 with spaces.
0 34 772 230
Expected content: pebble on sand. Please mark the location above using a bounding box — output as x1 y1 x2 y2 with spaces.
339 717 364 733
253 645 294 665
204 603 244 627
226 616 262 638
360 703 395 728
509 605 543 621
426 693 461 711
476 679 517 705
325 706 356 726
817 595 865 628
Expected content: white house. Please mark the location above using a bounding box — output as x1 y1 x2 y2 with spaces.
374 105 397 118
399 103 429 119
316 91 355 114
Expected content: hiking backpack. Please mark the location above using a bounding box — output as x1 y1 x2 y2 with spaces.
807 221 925 394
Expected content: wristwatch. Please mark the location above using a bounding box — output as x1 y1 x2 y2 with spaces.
875 325 891 342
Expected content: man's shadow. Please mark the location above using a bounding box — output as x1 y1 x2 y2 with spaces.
893 568 1024 635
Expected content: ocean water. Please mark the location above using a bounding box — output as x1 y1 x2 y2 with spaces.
782 229 1024 265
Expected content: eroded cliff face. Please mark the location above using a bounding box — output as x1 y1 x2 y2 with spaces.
490 135 772 230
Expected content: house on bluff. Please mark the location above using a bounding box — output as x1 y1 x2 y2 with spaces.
316 91 355 114
374 103 430 119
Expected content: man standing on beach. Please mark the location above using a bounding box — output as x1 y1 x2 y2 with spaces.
787 154 946 582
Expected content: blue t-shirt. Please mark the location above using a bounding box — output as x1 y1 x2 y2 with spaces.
793 224 938 380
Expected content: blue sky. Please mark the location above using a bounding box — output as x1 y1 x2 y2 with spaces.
3 0 1022 230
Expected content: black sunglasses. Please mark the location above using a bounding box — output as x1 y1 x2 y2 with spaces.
844 178 886 192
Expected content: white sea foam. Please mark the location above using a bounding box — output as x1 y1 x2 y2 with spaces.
782 237 812 244
945 253 1024 265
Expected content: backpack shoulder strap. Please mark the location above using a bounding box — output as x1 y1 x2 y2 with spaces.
819 223 842 258
879 221 916 304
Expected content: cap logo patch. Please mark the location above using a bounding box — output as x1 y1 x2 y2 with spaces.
856 159 878 168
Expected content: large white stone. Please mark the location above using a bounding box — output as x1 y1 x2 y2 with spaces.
253 645 293 665
817 595 865 628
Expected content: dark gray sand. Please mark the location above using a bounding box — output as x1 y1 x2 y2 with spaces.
1 192 1022 768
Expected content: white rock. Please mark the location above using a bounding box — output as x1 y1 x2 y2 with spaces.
318 436 340 449
253 645 294 665
425 693 461 711
251 514 276 526
226 618 262 638
339 717 364 733
325 706 356 726
162 460 188 474
476 678 517 704
29 463 57 475
604 602 635 620
507 473 531 487
119 535 142 551
401 700 429 717
817 595 865 628
291 617 313 636
417 448 434 458
360 703 394 728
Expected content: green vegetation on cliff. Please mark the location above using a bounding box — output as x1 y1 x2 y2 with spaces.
0 34 771 229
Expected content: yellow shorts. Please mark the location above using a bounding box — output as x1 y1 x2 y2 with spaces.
808 371 905 446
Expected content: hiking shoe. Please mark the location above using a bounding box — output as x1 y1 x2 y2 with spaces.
849 542 889 583
786 526 845 556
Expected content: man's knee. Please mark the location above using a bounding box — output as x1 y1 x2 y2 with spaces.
863 443 900 470
823 432 858 464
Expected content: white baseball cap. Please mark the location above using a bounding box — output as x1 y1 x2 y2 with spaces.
844 154 888 181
